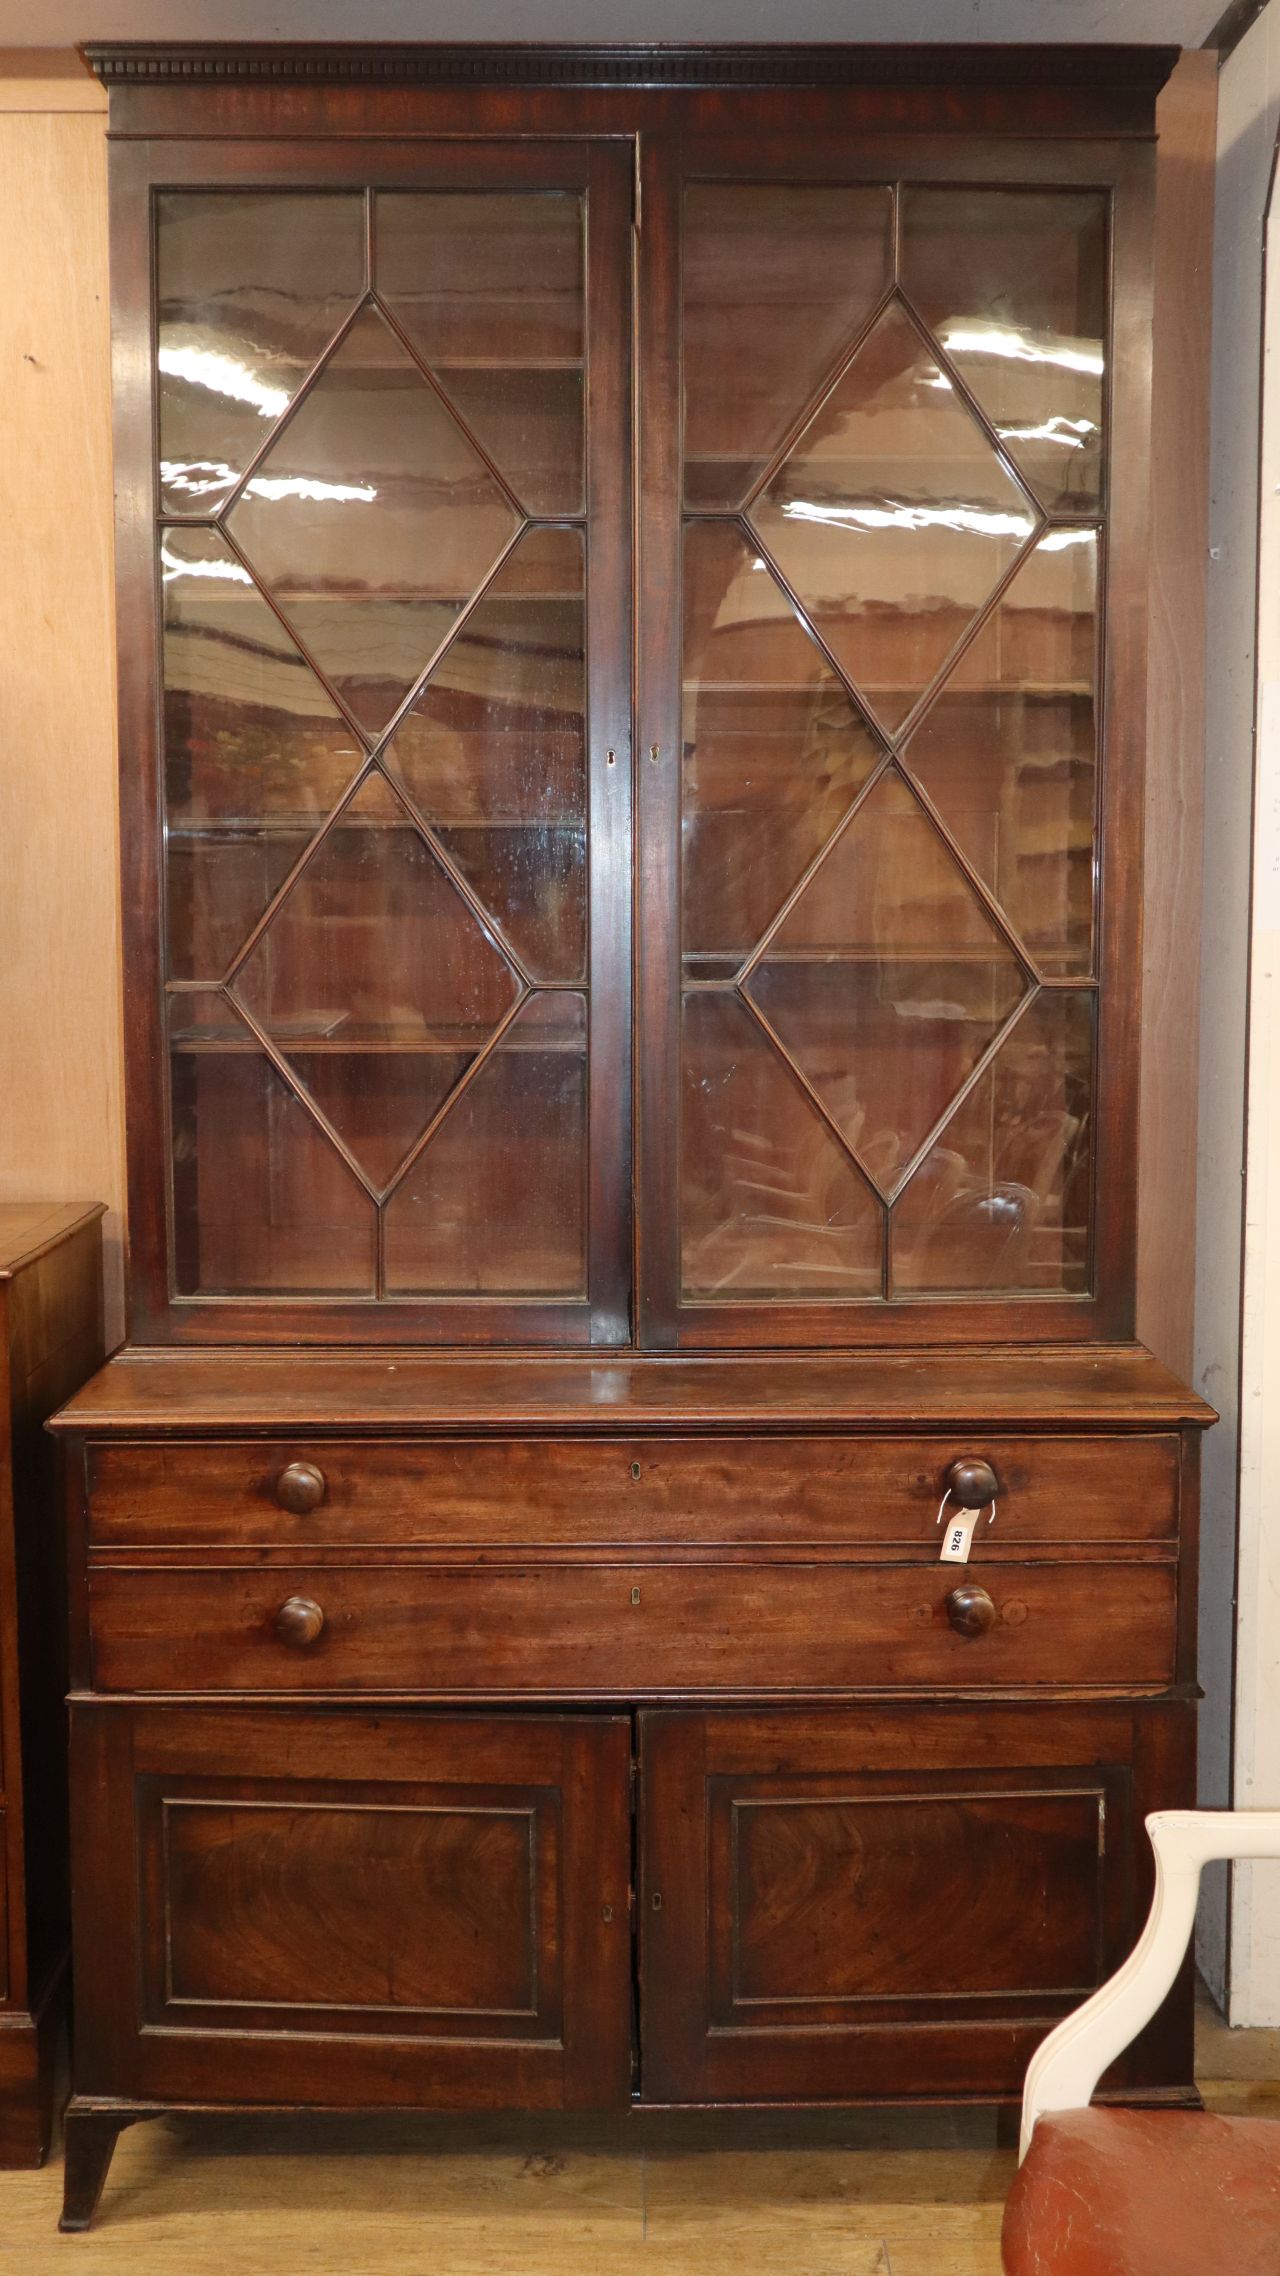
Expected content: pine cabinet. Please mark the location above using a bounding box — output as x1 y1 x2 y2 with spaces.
51 41 1213 2231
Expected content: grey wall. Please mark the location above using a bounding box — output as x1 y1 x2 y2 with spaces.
0 1 1225 52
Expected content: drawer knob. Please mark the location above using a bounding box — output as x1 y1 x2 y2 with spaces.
946 1456 999 1509
946 1583 997 1638
275 1461 326 1515
274 1595 325 1648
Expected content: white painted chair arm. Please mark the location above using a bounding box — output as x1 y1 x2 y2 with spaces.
1019 1807 1280 2161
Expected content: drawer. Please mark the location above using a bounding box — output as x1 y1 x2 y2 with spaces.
86 1433 1181 1553
86 1560 1177 1694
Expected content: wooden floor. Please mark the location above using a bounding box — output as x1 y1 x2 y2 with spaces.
3 2000 1277 2273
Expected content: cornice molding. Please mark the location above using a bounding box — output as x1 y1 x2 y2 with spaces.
82 41 1181 94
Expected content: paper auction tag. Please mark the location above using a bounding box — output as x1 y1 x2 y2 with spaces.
939 1508 981 1564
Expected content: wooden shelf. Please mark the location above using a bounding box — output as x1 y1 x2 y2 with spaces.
170 1030 584 1056
167 815 585 836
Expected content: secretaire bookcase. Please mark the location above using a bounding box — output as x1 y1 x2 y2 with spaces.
50 41 1215 2231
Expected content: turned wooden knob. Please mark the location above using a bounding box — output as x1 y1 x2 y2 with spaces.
946 1456 999 1509
274 1460 326 1515
274 1595 325 1648
946 1583 997 1638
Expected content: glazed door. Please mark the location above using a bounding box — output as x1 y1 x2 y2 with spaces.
637 135 1151 1347
70 1703 633 2110
637 1704 1182 2105
122 139 631 1342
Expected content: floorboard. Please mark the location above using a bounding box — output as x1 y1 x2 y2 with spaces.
0 1993 1271 2268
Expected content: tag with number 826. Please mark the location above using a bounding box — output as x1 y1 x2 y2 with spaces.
939 1507 981 1564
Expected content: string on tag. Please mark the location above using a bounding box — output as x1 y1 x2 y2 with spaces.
936 1491 995 1564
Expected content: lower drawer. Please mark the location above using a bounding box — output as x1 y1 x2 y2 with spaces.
86 1560 1177 1693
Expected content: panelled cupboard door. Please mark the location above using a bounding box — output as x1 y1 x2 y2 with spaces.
68 1704 633 2110
638 1706 1191 2105
118 139 632 1344
638 133 1153 1347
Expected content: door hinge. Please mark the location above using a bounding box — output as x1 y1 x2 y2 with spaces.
633 138 642 232
1098 1795 1107 1857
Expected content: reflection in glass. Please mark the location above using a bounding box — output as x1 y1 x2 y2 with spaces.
385 527 586 982
156 192 365 515
161 526 364 982
750 299 1036 734
746 768 1027 1194
227 303 521 737
901 188 1107 513
903 529 1098 974
377 192 585 516
682 185 893 511
168 992 377 1295
680 991 882 1299
232 770 519 1188
384 994 587 1294
681 522 883 975
162 527 364 819
890 989 1093 1292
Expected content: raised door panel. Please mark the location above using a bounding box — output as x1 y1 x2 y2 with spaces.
638 1704 1191 2104
70 1703 632 2110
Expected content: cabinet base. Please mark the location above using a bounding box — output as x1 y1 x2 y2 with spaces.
56 2083 1202 2232
0 1958 68 2168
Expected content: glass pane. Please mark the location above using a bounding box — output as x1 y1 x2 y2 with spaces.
166 829 306 988
903 529 1098 975
157 192 365 516
384 527 586 982
901 188 1107 514
384 994 587 1295
681 522 882 978
162 526 364 982
168 994 376 1295
745 768 1027 1194
749 299 1037 734
683 185 893 511
377 191 585 516
227 303 521 738
680 991 881 1300
890 989 1093 1293
232 770 519 1189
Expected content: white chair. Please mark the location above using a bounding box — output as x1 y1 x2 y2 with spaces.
1003 1809 1280 2276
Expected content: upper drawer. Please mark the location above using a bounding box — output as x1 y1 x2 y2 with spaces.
86 1434 1181 1554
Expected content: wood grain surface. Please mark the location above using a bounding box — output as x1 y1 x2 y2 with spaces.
51 1345 1218 1435
84 1432 1183 1550
82 1559 1179 1695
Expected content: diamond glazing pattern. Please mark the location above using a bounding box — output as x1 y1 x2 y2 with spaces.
160 191 591 1285
682 209 1097 1298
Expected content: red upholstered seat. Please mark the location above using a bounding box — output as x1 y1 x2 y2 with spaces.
1002 2107 1280 2276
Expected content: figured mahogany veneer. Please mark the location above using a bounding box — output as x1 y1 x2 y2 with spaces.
84 1557 1178 1696
640 1702 1194 2105
84 1430 1183 1553
70 1704 633 2110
